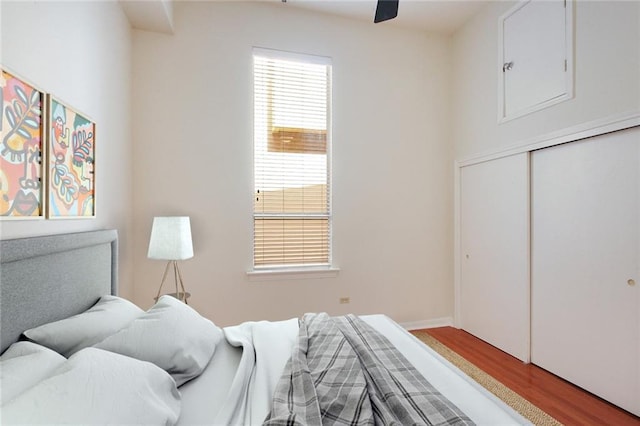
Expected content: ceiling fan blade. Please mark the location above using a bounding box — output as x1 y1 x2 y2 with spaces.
374 0 399 23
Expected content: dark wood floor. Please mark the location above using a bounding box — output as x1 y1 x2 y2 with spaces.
421 327 640 426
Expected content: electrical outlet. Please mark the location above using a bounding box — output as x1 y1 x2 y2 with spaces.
339 297 350 304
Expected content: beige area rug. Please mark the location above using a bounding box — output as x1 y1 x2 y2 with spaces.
410 330 562 426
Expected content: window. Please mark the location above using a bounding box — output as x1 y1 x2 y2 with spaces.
253 48 332 269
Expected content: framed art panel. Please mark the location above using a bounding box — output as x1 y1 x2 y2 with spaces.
46 95 95 218
0 68 46 219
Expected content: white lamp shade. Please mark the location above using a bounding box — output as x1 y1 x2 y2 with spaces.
147 216 194 260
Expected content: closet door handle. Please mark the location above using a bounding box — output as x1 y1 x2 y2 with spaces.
628 279 636 286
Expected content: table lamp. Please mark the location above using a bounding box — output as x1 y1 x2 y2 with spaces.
148 216 193 304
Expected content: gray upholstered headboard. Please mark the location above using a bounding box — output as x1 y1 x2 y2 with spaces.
0 229 118 353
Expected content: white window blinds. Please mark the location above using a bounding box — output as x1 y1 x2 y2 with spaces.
253 49 332 268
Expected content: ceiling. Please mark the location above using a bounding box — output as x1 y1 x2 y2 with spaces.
120 0 175 34
121 0 489 36
281 0 489 34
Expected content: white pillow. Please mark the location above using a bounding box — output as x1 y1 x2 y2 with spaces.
1 347 181 425
23 295 144 357
0 341 66 405
95 295 223 386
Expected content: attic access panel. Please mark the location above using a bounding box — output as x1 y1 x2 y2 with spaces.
498 0 574 123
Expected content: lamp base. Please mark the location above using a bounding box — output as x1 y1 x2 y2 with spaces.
154 260 190 304
154 292 191 303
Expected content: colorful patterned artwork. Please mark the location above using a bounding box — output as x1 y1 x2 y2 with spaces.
0 70 44 219
47 96 95 218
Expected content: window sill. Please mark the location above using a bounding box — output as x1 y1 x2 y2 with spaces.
247 267 340 281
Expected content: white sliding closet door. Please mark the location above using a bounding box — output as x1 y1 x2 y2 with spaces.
460 153 530 362
531 127 639 416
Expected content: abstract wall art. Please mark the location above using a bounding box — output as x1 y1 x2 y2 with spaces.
0 69 45 219
47 96 95 218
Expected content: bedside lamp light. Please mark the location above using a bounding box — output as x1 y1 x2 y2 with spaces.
148 216 193 304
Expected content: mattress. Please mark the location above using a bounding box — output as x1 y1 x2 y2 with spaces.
178 314 528 425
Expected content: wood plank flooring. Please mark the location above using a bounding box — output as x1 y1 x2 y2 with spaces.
421 327 640 426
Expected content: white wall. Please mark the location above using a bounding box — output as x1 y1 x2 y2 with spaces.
0 1 134 299
4 0 634 328
132 1 453 326
452 0 640 159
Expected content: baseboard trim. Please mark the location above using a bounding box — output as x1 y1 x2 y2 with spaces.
400 317 454 331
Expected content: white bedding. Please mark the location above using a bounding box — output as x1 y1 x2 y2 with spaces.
2 310 527 425
1 347 181 425
177 338 242 424
212 318 299 425
0 341 66 405
95 295 223 386
178 314 530 425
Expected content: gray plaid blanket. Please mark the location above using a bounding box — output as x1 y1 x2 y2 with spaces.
263 313 475 425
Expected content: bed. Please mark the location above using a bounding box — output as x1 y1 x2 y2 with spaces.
0 230 530 425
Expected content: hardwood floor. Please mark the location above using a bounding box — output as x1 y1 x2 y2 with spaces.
421 327 640 426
